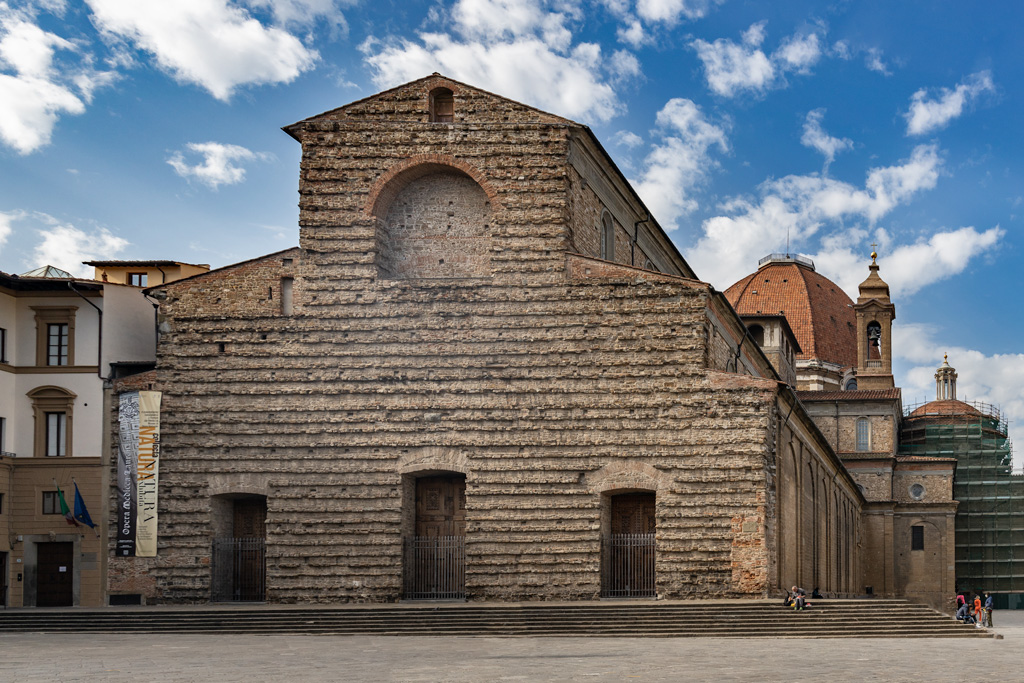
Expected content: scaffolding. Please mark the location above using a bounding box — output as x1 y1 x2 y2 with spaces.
901 400 1024 609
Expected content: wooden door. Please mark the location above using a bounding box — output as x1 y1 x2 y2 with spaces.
611 493 656 534
232 498 266 601
415 476 466 537
233 498 266 538
605 493 656 597
36 542 73 607
0 552 7 607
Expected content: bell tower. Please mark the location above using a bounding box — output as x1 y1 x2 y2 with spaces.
853 250 896 390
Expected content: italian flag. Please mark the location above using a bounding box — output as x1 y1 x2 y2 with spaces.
55 483 79 527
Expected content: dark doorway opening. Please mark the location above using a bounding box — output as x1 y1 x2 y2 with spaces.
36 542 73 607
602 493 656 598
212 496 267 602
404 474 466 599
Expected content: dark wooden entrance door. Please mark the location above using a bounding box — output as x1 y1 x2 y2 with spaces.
406 475 466 599
232 498 266 601
36 542 73 607
0 552 7 607
611 493 656 535
415 476 466 537
604 493 656 597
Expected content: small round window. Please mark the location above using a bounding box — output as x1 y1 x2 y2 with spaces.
909 483 925 500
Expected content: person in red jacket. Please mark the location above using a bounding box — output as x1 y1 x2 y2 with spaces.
974 595 984 628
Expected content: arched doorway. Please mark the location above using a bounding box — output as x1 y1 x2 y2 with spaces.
403 474 466 599
602 492 656 597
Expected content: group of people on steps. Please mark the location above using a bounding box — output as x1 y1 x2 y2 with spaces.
955 592 994 628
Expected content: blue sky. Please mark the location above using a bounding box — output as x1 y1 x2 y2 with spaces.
1 0 1022 457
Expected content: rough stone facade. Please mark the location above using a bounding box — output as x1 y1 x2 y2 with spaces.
115 75 864 604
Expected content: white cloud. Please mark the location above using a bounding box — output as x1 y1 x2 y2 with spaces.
26 213 129 277
864 47 890 76
167 141 271 189
895 324 1024 470
616 19 645 48
614 130 643 148
362 0 627 123
685 144 943 287
85 0 319 101
0 3 114 154
904 71 995 137
244 0 350 29
609 49 641 80
636 0 717 24
631 98 728 231
0 209 17 250
774 31 820 73
811 225 1003 299
801 109 853 174
691 23 823 98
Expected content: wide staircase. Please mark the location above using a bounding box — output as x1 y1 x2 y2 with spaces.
0 599 992 638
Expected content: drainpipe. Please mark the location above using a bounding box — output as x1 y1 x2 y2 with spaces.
154 266 167 285
632 214 650 267
67 281 105 379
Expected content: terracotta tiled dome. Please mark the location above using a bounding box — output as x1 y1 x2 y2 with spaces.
908 399 983 418
724 256 857 368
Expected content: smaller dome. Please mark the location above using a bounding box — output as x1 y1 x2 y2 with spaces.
909 399 982 418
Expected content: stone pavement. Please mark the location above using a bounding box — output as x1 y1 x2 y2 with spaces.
3 610 1019 682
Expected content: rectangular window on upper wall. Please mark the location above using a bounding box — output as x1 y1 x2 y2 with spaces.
911 525 924 551
45 412 66 456
47 323 68 365
32 306 77 367
0 416 6 454
0 326 7 362
856 417 870 452
0 491 4 514
42 490 60 514
128 272 148 287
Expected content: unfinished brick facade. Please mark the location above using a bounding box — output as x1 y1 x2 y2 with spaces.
116 75 865 604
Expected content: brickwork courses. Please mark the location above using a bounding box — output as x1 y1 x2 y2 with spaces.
113 74 863 605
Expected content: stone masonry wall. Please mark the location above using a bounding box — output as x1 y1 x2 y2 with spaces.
136 76 857 604
148 249 786 602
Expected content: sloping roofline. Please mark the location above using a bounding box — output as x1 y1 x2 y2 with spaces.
283 72 579 140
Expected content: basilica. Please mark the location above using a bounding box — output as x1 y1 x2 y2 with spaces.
103 74 957 608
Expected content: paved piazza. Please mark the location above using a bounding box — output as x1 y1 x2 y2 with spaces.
4 611 1021 682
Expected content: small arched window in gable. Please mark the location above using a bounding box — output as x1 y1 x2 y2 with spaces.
600 211 615 261
430 88 454 123
856 417 870 452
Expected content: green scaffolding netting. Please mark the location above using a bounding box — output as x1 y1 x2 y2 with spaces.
901 407 1023 607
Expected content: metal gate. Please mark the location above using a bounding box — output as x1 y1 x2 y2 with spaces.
602 533 655 598
212 537 266 602
403 536 466 600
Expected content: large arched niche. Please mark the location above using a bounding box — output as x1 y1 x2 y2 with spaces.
370 160 494 279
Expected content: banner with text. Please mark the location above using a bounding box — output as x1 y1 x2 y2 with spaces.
135 391 162 557
116 392 139 556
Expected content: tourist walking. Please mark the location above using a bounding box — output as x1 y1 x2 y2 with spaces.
974 594 984 628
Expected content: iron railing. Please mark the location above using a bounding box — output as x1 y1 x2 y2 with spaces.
211 537 266 602
403 536 466 600
602 533 656 598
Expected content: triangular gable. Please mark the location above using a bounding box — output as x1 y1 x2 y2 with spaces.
284 73 577 138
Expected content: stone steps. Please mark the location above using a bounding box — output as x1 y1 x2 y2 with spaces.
0 600 991 638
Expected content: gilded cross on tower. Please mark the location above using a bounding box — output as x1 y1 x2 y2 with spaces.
870 242 878 263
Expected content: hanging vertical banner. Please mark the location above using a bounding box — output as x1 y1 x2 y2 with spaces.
116 392 140 557
135 391 162 557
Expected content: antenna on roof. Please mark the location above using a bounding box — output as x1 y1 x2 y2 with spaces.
786 228 790 257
